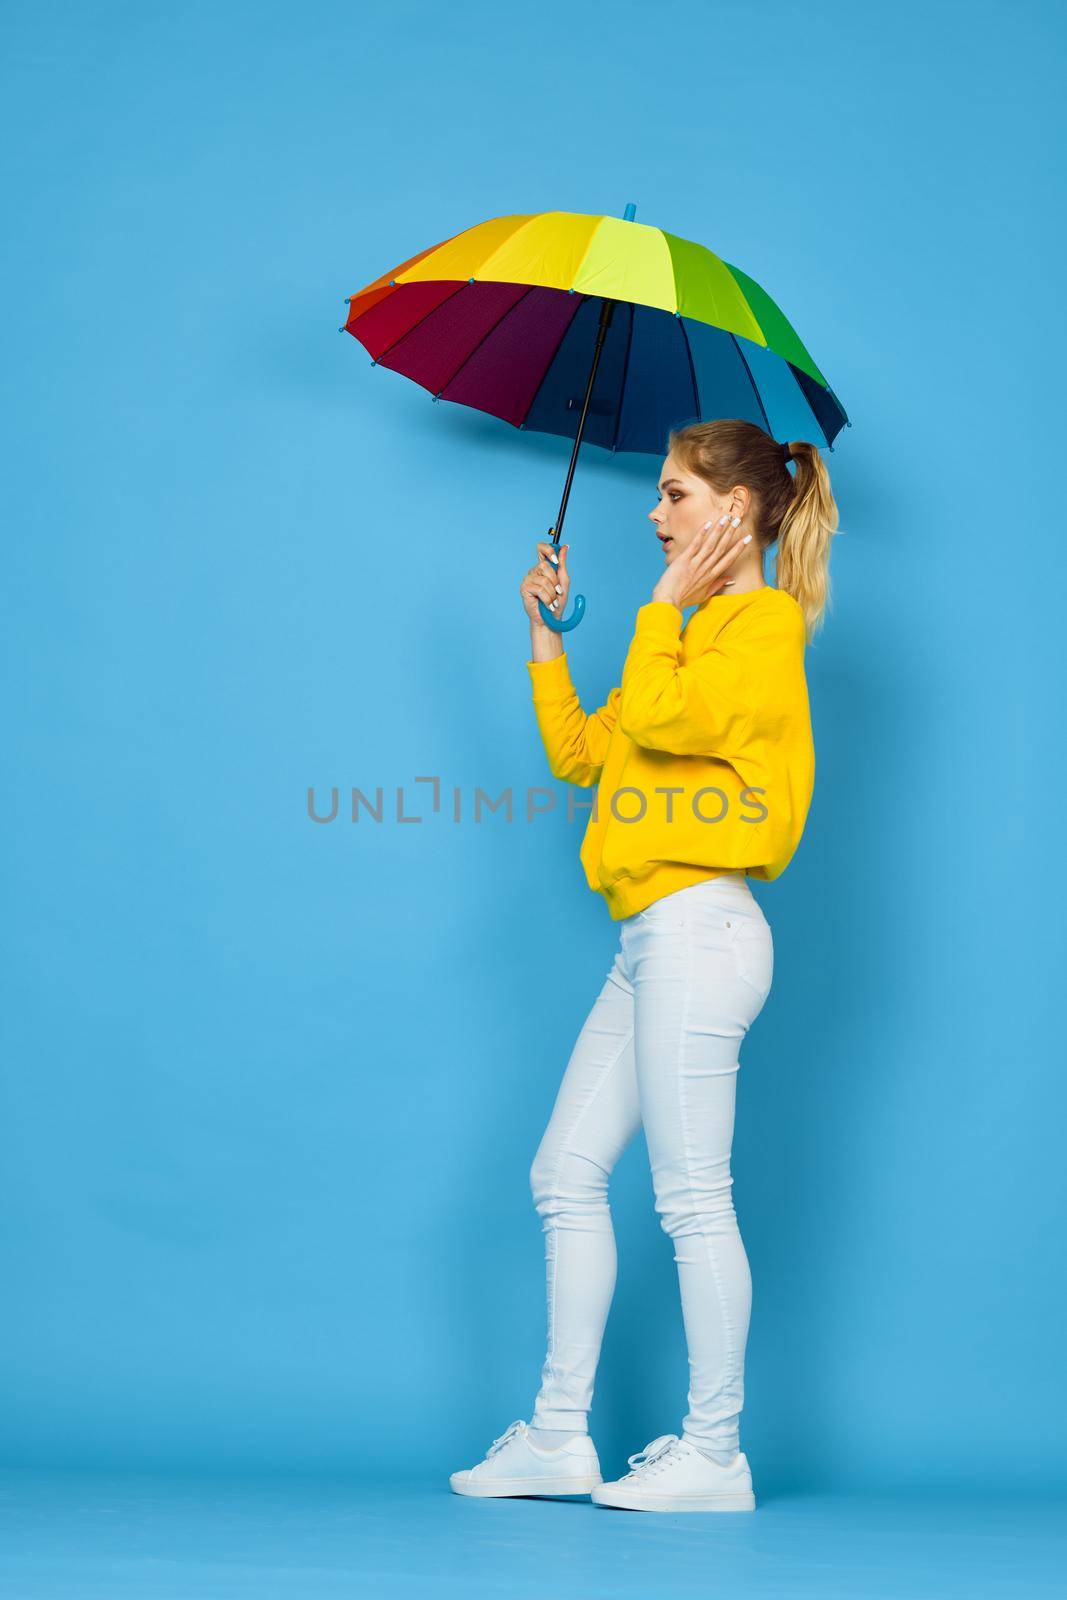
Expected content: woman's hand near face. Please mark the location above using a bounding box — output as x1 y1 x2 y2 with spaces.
652 515 750 611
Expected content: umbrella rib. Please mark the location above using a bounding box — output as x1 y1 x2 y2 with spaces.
820 377 850 438
518 294 587 428
678 315 701 421
609 301 635 454
370 280 472 367
728 334 773 434
434 281 540 397
784 361 832 449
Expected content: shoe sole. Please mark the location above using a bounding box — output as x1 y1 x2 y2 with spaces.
450 1473 602 1498
591 1485 755 1513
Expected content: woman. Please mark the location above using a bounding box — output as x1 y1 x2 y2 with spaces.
449 419 839 1513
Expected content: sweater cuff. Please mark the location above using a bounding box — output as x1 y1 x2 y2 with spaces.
526 651 576 702
635 600 685 637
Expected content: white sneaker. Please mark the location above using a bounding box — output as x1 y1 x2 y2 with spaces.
449 1419 602 1498
591 1434 756 1513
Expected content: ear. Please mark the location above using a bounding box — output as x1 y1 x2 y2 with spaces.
730 485 752 518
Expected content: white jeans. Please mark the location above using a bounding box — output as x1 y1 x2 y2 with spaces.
529 872 774 1463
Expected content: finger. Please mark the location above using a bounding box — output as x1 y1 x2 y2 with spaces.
680 520 722 567
695 518 745 565
687 518 729 558
537 560 564 595
695 535 748 576
704 534 752 576
524 573 556 601
540 542 570 580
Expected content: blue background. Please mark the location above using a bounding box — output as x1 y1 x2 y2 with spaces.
3 0 1064 1517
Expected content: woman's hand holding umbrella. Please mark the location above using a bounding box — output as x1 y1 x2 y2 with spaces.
521 542 571 629
652 517 752 613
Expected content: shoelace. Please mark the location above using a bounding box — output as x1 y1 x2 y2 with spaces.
624 1433 686 1479
486 1420 526 1458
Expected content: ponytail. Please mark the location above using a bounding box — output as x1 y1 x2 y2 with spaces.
776 440 840 642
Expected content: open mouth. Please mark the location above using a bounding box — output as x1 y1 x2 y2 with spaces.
658 535 673 550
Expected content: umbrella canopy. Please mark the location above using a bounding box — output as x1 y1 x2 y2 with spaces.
342 207 848 454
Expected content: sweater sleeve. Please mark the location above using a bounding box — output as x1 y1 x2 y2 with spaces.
526 652 621 787
618 600 803 758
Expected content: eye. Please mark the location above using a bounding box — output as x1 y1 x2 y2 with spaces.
657 491 682 502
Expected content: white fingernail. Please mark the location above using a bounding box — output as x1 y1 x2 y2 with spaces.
703 520 712 531
743 533 752 544
719 515 729 526
556 584 562 594
731 516 741 527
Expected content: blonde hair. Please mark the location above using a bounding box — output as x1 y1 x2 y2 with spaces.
668 418 841 642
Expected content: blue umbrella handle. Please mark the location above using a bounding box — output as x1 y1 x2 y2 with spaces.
537 538 587 633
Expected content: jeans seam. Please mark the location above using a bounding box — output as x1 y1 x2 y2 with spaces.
678 905 738 1454
540 1021 634 1421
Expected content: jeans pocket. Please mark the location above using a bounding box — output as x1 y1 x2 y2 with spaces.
728 914 774 1000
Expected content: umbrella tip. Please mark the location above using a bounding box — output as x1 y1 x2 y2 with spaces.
622 203 636 221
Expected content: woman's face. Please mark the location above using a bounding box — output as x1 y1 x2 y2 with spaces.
648 453 743 565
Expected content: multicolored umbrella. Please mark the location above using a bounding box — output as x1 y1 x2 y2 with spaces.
342 204 848 631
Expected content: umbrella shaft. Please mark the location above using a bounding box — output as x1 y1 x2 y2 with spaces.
551 298 616 548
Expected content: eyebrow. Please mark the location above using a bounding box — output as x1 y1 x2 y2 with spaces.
658 478 683 490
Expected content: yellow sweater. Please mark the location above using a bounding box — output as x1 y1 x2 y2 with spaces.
526 587 815 920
